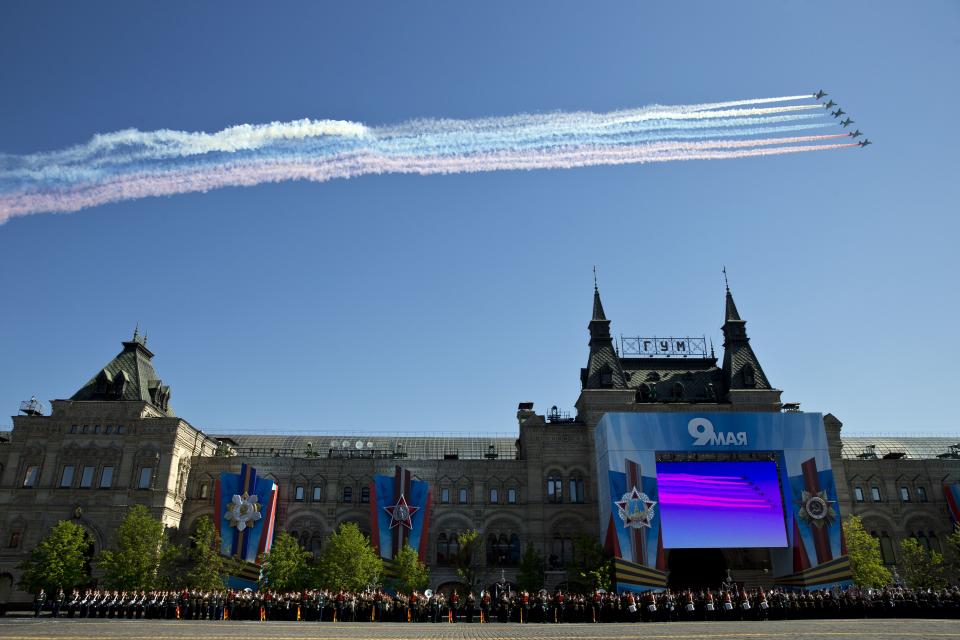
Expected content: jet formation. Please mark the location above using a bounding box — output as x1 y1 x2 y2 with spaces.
812 90 872 148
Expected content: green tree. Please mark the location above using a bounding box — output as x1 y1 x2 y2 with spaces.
97 505 176 591
388 544 429 594
945 523 960 580
898 537 946 589
259 531 312 591
453 530 483 592
516 545 545 593
315 523 382 592
18 520 93 594
842 516 891 587
185 516 227 590
569 532 611 591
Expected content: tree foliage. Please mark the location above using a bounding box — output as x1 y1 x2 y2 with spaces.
453 530 483 592
315 523 382 592
898 537 946 589
569 532 611 591
185 516 227 590
18 520 93 594
842 516 891 588
388 544 429 594
260 531 312 591
516 545 545 593
945 523 960 580
97 505 177 591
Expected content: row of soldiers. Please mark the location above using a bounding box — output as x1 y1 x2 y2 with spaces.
32 584 960 621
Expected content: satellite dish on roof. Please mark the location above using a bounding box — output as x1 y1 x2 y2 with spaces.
355 440 364 450
341 439 350 449
366 441 374 449
330 439 338 449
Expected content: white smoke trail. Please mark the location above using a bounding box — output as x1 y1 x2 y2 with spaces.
0 135 853 222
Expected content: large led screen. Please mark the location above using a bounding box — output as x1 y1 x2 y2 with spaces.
655 460 788 548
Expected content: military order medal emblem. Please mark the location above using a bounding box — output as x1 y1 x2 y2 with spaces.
384 493 420 530
224 491 262 531
797 489 836 528
616 486 657 529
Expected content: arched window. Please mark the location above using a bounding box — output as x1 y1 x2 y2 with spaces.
310 533 323 556
360 486 370 504
437 533 448 564
509 534 521 565
569 476 585 503
742 363 756 387
636 384 651 402
312 485 322 502
547 475 563 503
672 382 685 399
599 365 613 388
342 486 353 503
294 485 305 501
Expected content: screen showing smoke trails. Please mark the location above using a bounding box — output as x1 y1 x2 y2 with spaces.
655 461 788 548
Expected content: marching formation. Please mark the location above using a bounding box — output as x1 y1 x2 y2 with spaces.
31 585 960 621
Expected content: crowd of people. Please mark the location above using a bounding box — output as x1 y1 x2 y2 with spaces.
29 584 960 621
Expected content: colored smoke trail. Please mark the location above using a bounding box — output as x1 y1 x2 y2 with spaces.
0 94 857 222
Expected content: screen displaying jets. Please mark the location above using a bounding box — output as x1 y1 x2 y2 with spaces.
813 90 872 148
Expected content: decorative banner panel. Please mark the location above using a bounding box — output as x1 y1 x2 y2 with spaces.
945 483 960 524
595 412 851 592
370 466 431 562
215 463 278 564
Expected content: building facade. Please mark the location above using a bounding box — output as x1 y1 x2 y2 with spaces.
1 287 958 601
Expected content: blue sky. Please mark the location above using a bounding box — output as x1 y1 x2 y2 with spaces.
1 1 958 435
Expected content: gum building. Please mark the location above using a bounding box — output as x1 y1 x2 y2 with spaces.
1 286 958 602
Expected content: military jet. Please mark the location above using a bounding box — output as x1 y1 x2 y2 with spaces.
831 109 845 118
858 139 872 147
814 89 828 100
848 129 863 138
840 117 854 127
823 100 836 109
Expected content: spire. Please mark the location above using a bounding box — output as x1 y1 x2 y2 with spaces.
582 281 627 390
720 283 771 393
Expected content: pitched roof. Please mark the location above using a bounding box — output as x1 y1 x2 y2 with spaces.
583 287 627 389
721 287 772 392
69 336 174 416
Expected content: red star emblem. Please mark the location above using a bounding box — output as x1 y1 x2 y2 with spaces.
383 493 419 530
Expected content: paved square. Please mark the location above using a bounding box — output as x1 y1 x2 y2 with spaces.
1 618 959 640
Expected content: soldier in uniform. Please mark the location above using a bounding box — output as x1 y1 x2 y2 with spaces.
33 588 47 617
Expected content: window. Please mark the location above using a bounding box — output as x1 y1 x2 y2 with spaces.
489 488 498 503
138 467 153 490
342 486 353 503
917 486 927 502
106 425 113 434
60 465 75 488
196 483 208 499
8 532 20 548
547 475 563 503
69 425 77 434
22 465 39 488
360 486 370 504
854 486 864 502
294 485 305 501
871 486 881 502
116 425 125 434
79 466 95 489
900 486 910 502
441 488 450 504
99 466 114 488
507 488 517 504
312 486 322 501
458 487 468 504
437 533 448 564
81 425 88 434
93 425 100 434
599 365 613 388
878 534 895 564
569 477 585 503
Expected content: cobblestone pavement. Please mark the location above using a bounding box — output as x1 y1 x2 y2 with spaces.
1 619 960 640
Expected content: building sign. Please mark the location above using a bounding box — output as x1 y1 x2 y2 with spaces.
620 336 707 358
